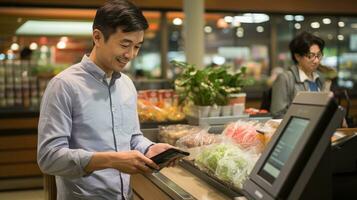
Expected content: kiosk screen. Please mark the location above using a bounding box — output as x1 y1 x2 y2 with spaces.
260 117 310 183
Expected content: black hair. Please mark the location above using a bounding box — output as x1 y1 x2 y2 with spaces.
289 31 325 64
92 0 148 41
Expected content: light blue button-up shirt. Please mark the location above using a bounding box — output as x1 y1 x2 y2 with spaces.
37 55 153 200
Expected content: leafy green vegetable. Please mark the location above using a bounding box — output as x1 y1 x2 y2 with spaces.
195 143 258 188
172 60 253 106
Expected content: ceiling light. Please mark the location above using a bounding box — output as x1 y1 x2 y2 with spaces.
29 42 38 50
16 20 92 36
256 26 264 32
311 22 320 29
236 27 244 38
232 18 241 27
294 15 304 22
322 18 331 24
294 23 301 29
284 15 294 21
204 26 212 33
0 53 5 60
57 41 66 49
172 18 183 26
224 16 233 23
337 35 344 41
234 13 269 24
212 56 226 65
338 21 345 27
10 43 20 51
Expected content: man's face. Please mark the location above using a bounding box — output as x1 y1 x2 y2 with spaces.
296 44 322 74
94 28 144 74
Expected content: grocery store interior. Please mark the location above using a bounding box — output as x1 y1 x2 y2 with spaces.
0 0 357 199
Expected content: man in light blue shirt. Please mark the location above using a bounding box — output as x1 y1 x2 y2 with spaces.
37 1 173 199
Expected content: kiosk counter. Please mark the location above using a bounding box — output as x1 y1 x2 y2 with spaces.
132 92 357 200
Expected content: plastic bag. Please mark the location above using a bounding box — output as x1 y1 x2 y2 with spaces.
222 120 265 153
256 119 282 145
158 124 204 146
195 143 259 188
175 127 220 148
176 127 221 160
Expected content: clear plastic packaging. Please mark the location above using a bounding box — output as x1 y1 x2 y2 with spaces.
176 128 220 160
195 143 259 188
222 120 265 153
158 124 204 146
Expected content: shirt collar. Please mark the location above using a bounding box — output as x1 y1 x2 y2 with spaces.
298 67 319 82
80 55 121 83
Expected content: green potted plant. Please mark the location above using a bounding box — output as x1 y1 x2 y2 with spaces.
172 61 214 117
172 60 252 117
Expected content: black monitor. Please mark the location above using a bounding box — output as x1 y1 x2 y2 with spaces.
243 92 345 200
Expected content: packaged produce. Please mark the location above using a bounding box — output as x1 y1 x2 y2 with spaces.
195 144 229 172
195 143 259 188
176 129 220 149
137 99 167 122
222 120 265 153
256 119 282 145
158 124 203 145
137 91 185 122
176 128 220 160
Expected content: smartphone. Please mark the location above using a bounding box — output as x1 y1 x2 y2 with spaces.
148 148 190 170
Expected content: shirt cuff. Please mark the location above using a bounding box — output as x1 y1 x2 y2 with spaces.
77 149 95 177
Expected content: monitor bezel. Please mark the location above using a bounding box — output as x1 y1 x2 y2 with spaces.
247 102 333 197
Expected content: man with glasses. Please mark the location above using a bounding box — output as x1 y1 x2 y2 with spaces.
270 31 327 118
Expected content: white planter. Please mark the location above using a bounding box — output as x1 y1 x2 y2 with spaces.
232 103 245 116
197 106 211 118
209 105 221 117
221 105 232 116
229 93 246 105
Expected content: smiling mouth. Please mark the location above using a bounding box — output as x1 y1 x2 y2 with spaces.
116 57 128 65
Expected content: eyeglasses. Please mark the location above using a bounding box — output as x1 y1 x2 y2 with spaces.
305 52 323 60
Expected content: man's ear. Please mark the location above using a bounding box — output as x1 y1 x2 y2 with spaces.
92 29 103 47
294 53 302 62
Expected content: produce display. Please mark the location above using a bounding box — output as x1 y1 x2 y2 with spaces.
158 124 204 145
244 108 269 115
158 119 281 191
137 89 185 122
223 120 265 153
176 130 221 160
176 131 221 148
195 144 259 188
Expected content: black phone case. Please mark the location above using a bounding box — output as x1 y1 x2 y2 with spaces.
149 148 190 170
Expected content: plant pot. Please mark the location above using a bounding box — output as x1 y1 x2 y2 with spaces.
197 106 211 118
229 93 246 105
232 103 245 116
209 105 221 117
221 105 232 116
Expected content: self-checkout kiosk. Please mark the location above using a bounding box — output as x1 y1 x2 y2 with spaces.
242 92 357 200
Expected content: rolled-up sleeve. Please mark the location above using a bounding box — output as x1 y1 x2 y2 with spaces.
37 78 93 178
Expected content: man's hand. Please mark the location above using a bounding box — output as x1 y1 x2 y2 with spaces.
85 150 159 174
145 143 179 167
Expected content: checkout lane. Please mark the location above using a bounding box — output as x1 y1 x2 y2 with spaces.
136 92 357 200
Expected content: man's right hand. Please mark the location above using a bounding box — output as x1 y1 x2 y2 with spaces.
111 150 159 174
84 150 159 174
